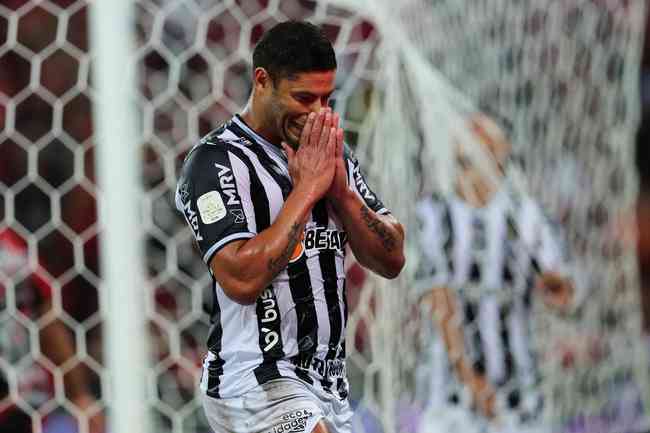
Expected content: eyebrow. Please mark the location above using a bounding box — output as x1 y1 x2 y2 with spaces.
292 90 334 98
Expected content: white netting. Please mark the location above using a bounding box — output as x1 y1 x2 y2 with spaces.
0 1 393 432
342 0 649 432
0 1 647 433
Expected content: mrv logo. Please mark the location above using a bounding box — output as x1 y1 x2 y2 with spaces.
258 288 280 352
304 227 347 252
214 163 240 205
182 201 203 242
352 163 375 201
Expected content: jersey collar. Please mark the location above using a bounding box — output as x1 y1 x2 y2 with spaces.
232 115 287 162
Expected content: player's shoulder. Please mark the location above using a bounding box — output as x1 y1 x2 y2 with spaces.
180 123 247 175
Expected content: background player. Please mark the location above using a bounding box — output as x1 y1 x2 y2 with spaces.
413 114 574 433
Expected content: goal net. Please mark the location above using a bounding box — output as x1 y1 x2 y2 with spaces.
345 1 649 432
0 1 646 433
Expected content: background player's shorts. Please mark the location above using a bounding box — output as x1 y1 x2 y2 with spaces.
201 377 353 433
417 404 552 433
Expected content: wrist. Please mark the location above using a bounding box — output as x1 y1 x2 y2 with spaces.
328 187 358 211
291 184 322 208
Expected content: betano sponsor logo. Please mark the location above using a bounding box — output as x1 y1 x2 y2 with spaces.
289 227 348 263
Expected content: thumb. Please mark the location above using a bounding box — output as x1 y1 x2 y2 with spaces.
281 142 295 160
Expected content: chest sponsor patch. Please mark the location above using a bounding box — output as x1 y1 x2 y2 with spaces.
197 191 226 224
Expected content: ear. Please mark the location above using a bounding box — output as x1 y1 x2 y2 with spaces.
253 67 272 92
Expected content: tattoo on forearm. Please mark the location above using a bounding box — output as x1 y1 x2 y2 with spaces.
268 222 302 273
360 205 396 252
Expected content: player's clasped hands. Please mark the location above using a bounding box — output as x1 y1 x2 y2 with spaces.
282 107 344 203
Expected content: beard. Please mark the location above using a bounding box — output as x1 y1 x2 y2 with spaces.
281 113 308 150
283 119 302 149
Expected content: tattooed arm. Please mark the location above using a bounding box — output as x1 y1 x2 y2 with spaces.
329 189 405 279
209 189 314 305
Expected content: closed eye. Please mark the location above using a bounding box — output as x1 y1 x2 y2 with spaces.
293 93 316 104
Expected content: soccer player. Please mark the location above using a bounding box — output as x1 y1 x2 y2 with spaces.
414 114 574 433
175 21 405 433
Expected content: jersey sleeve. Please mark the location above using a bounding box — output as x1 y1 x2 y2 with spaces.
344 147 389 215
176 143 256 265
412 195 452 294
522 201 570 273
522 200 591 309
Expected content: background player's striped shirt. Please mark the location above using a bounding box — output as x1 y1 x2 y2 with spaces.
414 189 569 420
175 115 389 399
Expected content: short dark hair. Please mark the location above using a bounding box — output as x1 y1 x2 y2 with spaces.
252 21 337 83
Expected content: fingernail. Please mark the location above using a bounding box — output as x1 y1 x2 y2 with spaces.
308 112 316 120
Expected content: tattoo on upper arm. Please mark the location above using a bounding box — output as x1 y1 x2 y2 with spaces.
268 222 302 273
360 205 396 252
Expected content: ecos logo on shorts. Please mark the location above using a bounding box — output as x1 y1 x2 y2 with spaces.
265 409 313 433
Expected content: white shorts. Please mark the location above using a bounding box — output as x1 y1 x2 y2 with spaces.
417 404 552 433
201 377 353 433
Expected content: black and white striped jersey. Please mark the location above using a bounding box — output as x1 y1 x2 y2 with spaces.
175 115 389 400
414 189 569 418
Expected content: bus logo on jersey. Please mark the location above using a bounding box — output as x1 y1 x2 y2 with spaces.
214 163 240 206
259 288 281 352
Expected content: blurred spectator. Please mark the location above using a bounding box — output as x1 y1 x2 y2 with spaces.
0 228 103 433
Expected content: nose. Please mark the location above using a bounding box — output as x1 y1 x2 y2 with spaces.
310 97 331 114
310 100 324 113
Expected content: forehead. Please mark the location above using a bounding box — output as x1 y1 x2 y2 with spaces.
279 70 336 93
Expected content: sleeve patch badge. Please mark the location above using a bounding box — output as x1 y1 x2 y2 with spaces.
197 191 226 224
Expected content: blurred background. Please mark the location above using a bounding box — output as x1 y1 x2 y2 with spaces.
0 1 648 433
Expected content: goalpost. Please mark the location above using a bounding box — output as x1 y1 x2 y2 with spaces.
0 1 646 433
89 2 150 433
